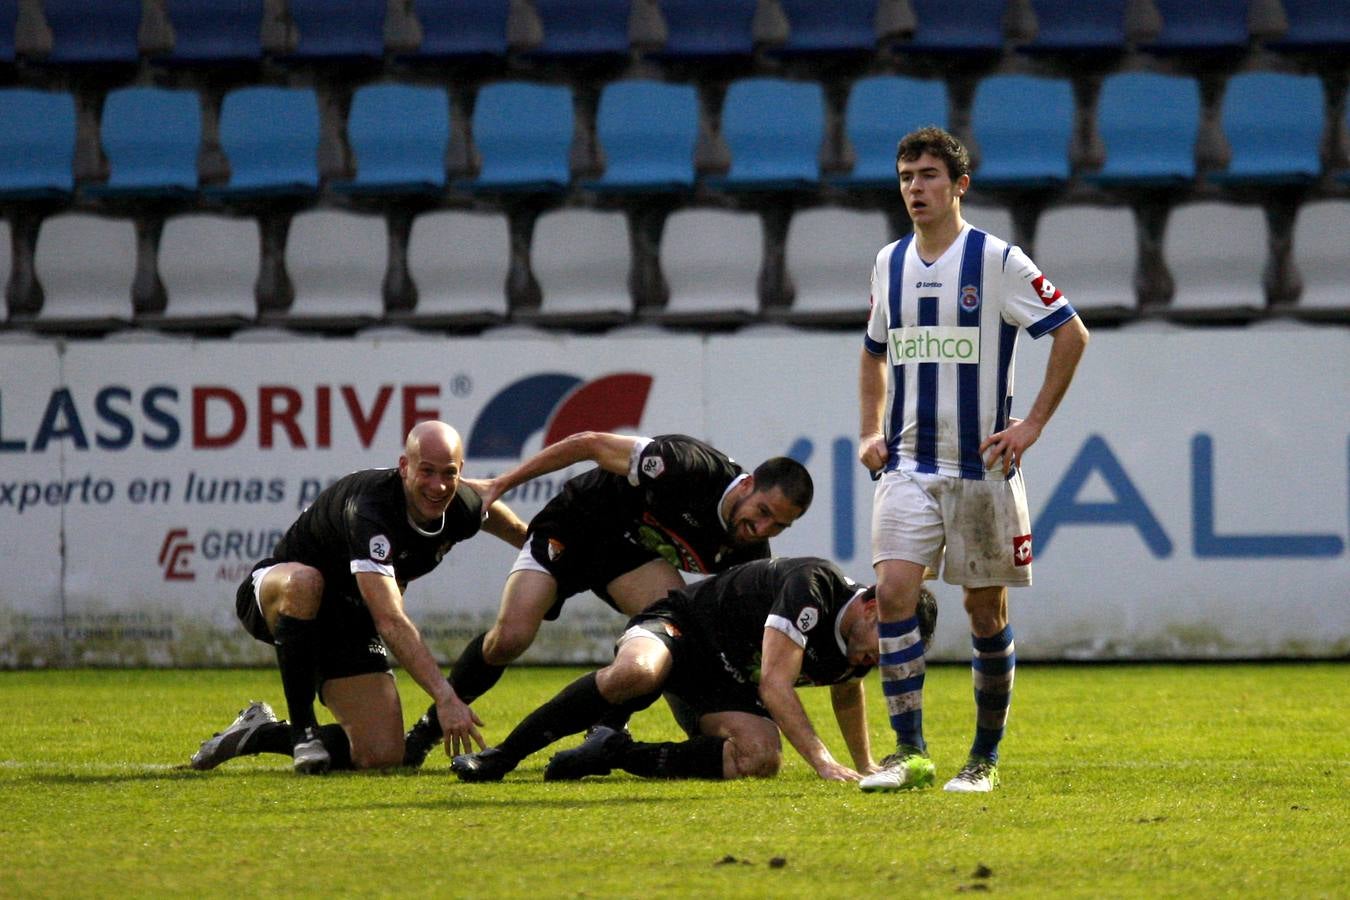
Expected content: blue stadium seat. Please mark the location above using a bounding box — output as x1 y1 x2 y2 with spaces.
163 0 264 63
0 0 17 62
531 0 630 58
0 88 76 198
906 0 1006 53
1270 0 1350 50
587 80 698 192
287 0 385 60
832 75 947 189
335 84 449 194
1022 0 1128 52
777 0 879 55
210 87 320 196
1214 73 1323 184
656 0 757 60
87 87 200 196
1142 0 1248 53
971 75 1073 186
1093 72 1199 185
406 0 509 60
42 0 141 64
464 81 572 191
707 78 824 190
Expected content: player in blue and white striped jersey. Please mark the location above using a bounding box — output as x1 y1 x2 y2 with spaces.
857 126 1090 794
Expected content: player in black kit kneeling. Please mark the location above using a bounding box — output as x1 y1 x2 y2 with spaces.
450 557 937 784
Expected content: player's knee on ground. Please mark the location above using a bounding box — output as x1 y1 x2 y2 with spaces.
350 733 405 770
725 737 781 779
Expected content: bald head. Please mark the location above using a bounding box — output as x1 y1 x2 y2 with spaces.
400 421 465 527
405 420 463 463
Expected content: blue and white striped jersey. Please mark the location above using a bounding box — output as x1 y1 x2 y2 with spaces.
863 223 1078 481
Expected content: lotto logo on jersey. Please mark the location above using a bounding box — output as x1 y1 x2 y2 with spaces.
797 606 820 633
641 456 665 479
1031 274 1062 306
547 538 565 561
369 535 390 561
1013 533 1033 566
887 326 981 365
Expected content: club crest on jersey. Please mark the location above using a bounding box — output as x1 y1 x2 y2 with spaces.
369 535 390 561
1031 273 1062 306
960 284 980 311
796 606 820 633
547 538 565 561
1013 533 1033 566
640 455 665 479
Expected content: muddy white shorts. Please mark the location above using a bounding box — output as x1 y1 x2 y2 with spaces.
871 467 1033 588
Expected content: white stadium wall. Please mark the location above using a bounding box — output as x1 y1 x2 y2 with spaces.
0 325 1346 666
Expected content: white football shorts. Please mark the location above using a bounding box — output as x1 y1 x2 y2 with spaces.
871 467 1034 588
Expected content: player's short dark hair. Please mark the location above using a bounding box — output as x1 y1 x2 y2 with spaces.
751 457 814 513
896 125 971 181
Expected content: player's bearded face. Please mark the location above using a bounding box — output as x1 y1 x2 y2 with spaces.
725 486 801 546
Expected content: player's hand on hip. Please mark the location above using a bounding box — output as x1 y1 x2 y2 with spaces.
981 417 1042 475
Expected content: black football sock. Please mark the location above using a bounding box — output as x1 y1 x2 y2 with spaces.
495 672 617 763
319 724 354 771
595 707 634 732
616 735 727 780
450 632 507 703
412 632 507 741
244 721 293 756
272 614 321 737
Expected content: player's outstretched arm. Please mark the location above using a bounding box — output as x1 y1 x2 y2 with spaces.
758 628 860 782
470 431 641 506
355 572 485 755
829 680 877 774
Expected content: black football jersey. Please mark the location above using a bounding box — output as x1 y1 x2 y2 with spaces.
660 557 871 687
532 434 769 574
271 468 483 596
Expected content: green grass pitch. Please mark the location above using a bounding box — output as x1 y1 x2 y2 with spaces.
1 663 1346 898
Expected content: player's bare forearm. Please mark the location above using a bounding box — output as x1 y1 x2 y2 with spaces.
482 500 528 548
858 349 889 471
355 573 454 705
1024 314 1089 431
488 431 638 496
759 679 833 773
758 628 856 779
982 315 1089 473
830 680 875 772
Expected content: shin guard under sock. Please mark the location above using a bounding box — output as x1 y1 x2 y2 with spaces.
496 672 617 762
272 614 321 734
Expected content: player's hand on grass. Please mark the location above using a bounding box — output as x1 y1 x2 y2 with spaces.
980 416 1042 475
813 756 862 782
810 755 864 782
437 696 486 757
